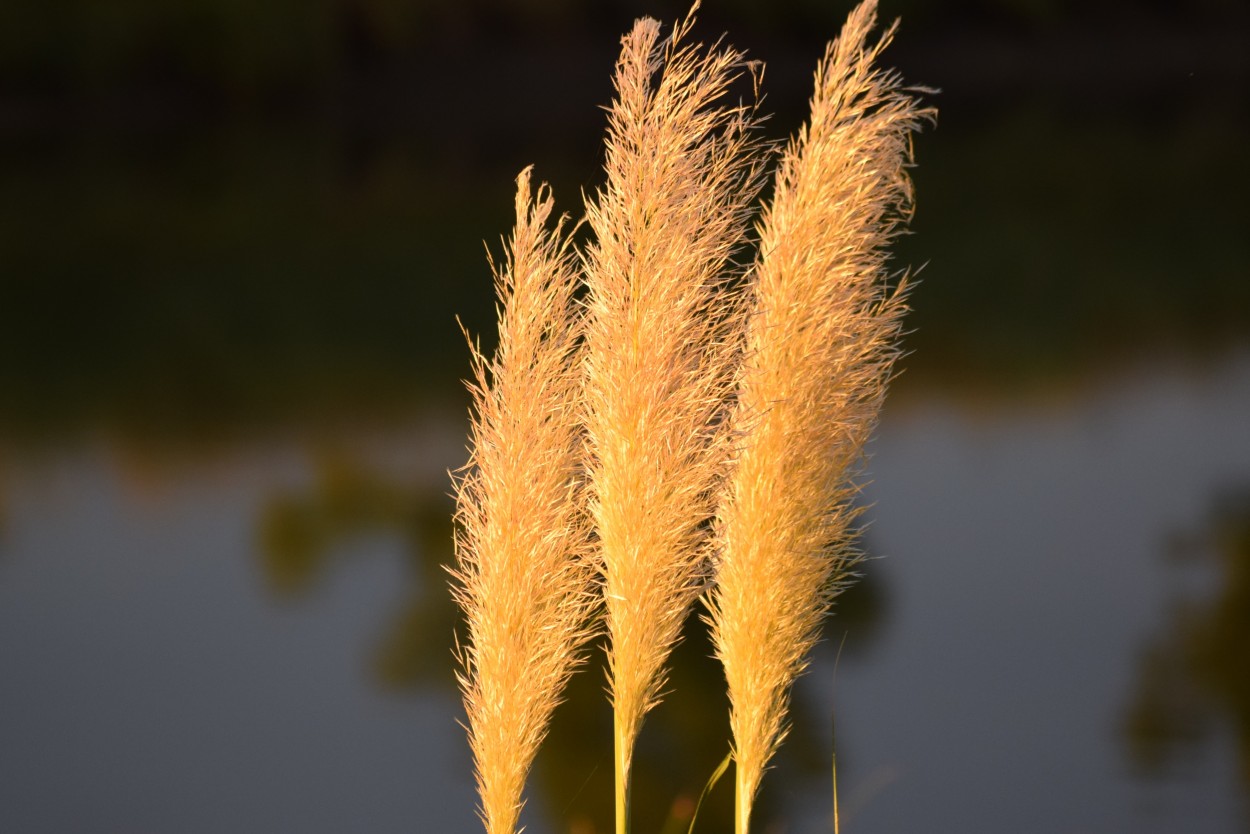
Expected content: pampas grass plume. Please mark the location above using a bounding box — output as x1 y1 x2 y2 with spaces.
450 3 933 831
451 169 597 834
579 6 768 831
706 1 934 830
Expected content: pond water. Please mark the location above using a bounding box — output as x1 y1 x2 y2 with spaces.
1 346 1247 833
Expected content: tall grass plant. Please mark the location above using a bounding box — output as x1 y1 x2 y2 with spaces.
452 3 931 832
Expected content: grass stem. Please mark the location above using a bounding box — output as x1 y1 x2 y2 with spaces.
615 715 631 834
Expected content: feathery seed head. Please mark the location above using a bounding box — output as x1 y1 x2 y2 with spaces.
582 8 769 766
707 0 934 824
452 169 597 834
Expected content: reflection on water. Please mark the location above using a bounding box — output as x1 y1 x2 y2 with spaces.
821 349 1250 834
1123 487 1250 791
259 450 457 688
2 341 1247 832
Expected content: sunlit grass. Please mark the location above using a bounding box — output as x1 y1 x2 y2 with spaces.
452 2 930 832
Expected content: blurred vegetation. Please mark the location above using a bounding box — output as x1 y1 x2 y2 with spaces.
2 97 1245 445
0 123 509 445
2 0 1247 446
897 94 1250 401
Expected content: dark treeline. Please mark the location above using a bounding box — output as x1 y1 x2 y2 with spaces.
3 1 1245 134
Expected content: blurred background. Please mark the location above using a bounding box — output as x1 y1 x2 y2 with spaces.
1 0 1248 831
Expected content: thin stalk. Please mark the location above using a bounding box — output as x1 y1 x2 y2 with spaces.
735 765 751 834
687 751 732 834
832 635 846 834
615 717 631 834
832 743 841 834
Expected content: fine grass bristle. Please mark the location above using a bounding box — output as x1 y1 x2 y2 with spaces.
580 6 768 832
451 168 597 834
705 1 935 831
